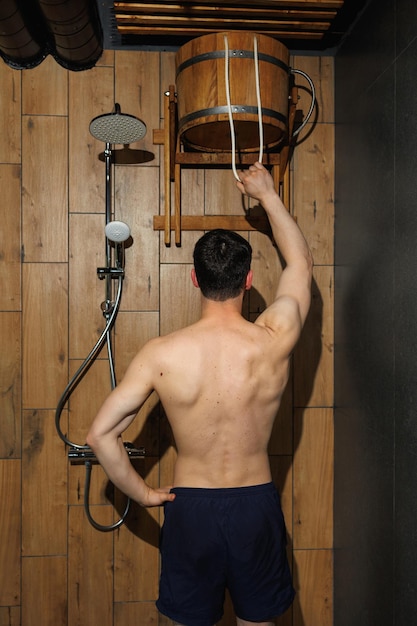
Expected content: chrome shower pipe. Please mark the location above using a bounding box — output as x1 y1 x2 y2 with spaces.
104 141 113 307
55 105 147 532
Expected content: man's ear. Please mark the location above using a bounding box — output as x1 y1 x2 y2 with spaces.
191 268 199 288
245 269 253 290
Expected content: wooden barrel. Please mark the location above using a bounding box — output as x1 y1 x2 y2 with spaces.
175 31 290 152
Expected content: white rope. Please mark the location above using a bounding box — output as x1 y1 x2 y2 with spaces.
253 36 264 164
224 34 241 181
224 34 265 182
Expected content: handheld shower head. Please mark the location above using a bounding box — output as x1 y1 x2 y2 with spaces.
89 103 147 145
105 220 131 243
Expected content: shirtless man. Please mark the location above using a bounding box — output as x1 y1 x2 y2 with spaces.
86 161 313 626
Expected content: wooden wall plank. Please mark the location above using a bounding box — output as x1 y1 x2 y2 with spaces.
205 169 245 215
22 263 68 408
68 66 115 214
0 164 21 310
0 459 21 606
69 213 106 359
0 607 21 625
114 312 160 454
22 56 68 116
159 168 205 264
69 463 111 507
294 265 334 407
293 407 333 549
292 55 334 124
270 455 294 541
22 410 68 556
114 601 159 625
22 116 68 262
114 461 160 601
0 313 21 458
293 549 333 626
0 63 21 164
115 51 161 162
268 381 293 455
249 229 281 316
115 166 160 311
160 264 201 335
67 359 112 447
292 123 335 265
68 506 114 626
21 556 67 626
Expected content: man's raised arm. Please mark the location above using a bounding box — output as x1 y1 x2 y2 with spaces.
237 162 313 343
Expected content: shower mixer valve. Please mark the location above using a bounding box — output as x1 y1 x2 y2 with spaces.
68 441 145 464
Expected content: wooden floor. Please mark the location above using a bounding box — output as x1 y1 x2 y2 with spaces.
0 47 334 625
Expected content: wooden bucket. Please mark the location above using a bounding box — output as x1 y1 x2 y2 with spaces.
175 31 290 152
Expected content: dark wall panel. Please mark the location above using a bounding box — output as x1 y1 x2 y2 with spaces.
394 36 417 624
335 0 417 624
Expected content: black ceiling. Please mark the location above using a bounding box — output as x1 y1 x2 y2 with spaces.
0 0 370 72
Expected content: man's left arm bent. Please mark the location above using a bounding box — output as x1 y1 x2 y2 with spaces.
86 344 176 507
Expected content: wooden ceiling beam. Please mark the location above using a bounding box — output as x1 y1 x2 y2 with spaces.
115 1 344 9
116 25 325 39
113 0 345 41
114 4 337 20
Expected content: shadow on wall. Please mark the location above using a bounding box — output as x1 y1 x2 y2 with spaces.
335 248 395 624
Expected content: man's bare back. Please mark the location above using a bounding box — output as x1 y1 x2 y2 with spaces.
129 305 292 489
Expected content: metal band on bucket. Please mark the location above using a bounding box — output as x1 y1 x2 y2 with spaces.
176 49 289 77
178 105 288 132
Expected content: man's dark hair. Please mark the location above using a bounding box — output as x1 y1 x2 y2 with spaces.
193 229 252 301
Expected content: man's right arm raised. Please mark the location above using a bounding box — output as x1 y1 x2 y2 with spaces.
237 162 313 349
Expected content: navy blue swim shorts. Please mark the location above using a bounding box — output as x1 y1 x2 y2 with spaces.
156 482 295 626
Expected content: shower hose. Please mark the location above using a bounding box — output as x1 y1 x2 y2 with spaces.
55 275 130 531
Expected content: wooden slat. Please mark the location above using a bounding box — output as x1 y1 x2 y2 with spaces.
67 359 113 448
115 166 160 311
154 214 270 231
114 601 159 626
69 213 104 360
115 0 344 39
0 313 21 459
0 607 20 625
22 556 67 626
22 116 68 263
160 264 200 335
118 26 325 39
22 410 68 556
0 62 21 163
116 15 331 31
115 50 161 161
294 266 334 407
293 549 333 626
115 1 344 10
114 311 161 454
68 506 113 626
293 407 333 549
68 65 114 215
22 55 68 116
114 460 160 601
0 459 21 606
0 164 21 310
115 3 337 20
22 263 68 408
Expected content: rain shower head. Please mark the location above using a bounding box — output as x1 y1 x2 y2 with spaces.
105 220 131 243
89 103 146 144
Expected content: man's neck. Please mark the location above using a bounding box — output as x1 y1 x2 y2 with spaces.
200 294 244 320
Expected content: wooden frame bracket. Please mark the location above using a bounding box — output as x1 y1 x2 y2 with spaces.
153 83 298 245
